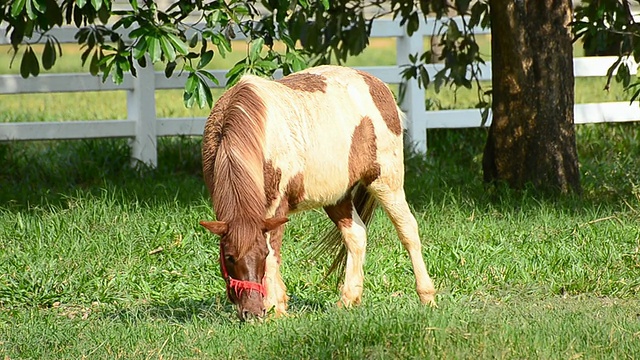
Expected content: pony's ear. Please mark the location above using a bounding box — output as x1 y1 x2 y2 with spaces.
263 217 288 232
200 221 228 236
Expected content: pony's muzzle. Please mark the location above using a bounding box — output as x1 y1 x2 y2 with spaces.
239 307 267 321
237 291 266 321
237 304 266 321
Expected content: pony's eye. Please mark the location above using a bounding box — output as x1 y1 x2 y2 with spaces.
225 255 236 264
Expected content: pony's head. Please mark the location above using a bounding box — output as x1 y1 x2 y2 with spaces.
200 217 288 320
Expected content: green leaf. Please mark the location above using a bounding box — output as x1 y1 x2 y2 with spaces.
213 33 232 56
113 16 135 30
196 77 209 108
112 60 124 84
20 48 32 78
280 33 295 49
76 0 86 8
97 5 109 24
615 63 630 87
89 51 99 76
285 51 306 72
164 61 177 78
208 9 221 24
148 36 161 63
447 19 461 39
183 73 200 108
25 0 36 20
101 55 115 82
321 0 329 10
198 50 214 69
198 69 219 86
128 27 147 39
25 47 40 76
225 60 247 87
33 0 47 13
456 0 471 14
42 39 55 70
183 89 196 108
202 79 214 108
11 0 26 17
249 38 264 62
185 73 199 94
129 0 138 10
419 66 430 88
166 33 188 55
132 37 147 60
189 33 198 48
407 12 419 36
91 0 102 11
469 1 486 28
118 56 130 72
255 60 278 72
159 36 176 62
628 85 640 105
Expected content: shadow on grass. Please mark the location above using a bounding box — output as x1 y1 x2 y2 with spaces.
101 294 333 325
0 136 206 211
404 125 640 215
102 297 238 324
2 125 640 215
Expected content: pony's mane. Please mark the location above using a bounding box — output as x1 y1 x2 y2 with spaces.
205 79 268 257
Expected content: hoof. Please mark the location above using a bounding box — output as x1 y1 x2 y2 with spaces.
419 292 437 307
337 296 361 308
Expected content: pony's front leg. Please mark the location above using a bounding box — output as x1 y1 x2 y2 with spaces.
264 231 289 316
325 199 367 307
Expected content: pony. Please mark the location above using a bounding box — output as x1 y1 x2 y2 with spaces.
200 65 436 320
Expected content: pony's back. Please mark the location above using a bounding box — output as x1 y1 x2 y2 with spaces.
240 66 405 211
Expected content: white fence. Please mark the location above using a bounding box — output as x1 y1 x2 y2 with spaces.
1 18 640 166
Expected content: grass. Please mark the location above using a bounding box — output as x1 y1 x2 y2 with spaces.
1 129 640 358
2 36 640 359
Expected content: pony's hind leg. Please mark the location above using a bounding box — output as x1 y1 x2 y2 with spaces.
368 181 437 306
325 196 367 307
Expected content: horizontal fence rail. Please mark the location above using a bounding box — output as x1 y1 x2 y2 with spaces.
1 18 640 166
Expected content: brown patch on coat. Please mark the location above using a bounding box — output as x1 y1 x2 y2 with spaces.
263 161 282 208
285 173 305 210
277 73 327 93
348 116 381 187
324 193 354 229
357 70 402 135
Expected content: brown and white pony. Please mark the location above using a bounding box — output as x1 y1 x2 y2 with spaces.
200 65 436 320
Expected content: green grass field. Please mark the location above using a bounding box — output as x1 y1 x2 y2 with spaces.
1 37 640 359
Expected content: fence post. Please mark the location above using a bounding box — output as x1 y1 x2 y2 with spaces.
127 61 157 167
396 26 427 153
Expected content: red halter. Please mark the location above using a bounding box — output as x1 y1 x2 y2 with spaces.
219 242 266 299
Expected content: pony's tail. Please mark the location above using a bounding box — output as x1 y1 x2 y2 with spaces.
312 184 378 280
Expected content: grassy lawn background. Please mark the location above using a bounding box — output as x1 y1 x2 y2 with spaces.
1 36 640 359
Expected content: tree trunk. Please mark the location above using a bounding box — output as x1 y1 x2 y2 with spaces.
483 0 581 193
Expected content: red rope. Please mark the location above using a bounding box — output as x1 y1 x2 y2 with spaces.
219 242 266 298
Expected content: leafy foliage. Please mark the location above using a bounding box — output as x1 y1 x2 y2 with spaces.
2 0 640 109
573 0 640 101
2 0 384 108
